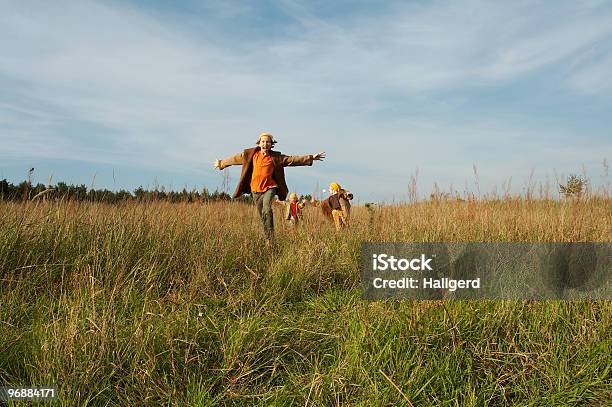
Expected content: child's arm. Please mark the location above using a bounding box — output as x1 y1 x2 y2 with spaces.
214 152 244 170
280 151 326 167
340 197 351 223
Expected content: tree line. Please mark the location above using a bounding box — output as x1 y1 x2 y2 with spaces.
0 179 246 204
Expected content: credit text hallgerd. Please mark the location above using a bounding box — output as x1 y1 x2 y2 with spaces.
371 254 481 291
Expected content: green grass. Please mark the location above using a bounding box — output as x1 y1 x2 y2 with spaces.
0 199 610 406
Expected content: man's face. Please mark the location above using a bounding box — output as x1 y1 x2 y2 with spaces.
258 136 272 153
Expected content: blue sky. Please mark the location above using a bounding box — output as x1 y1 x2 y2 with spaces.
1 0 611 202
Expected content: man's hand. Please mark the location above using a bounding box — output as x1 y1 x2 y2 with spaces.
313 152 326 161
213 159 222 170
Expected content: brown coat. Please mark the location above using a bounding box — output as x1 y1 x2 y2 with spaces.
218 147 314 201
321 189 353 223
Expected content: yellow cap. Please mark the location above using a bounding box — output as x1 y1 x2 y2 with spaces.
289 192 298 200
329 182 340 192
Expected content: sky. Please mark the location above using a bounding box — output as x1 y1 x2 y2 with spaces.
1 0 611 202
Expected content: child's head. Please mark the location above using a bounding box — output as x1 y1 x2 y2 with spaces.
329 182 341 194
256 133 276 154
289 192 298 203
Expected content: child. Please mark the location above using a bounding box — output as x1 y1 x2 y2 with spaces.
285 192 304 225
214 133 325 245
322 182 352 231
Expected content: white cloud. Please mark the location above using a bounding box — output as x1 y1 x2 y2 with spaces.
482 13 612 80
1 0 610 199
566 54 612 93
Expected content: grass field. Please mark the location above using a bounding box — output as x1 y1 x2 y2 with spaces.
1 198 611 406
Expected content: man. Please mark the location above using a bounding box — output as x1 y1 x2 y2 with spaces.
213 133 325 244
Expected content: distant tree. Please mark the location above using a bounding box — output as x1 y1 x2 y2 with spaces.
0 178 244 204
559 174 587 198
116 189 133 201
17 181 30 201
134 186 146 202
0 179 13 200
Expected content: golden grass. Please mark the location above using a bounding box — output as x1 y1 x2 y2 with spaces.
0 197 610 405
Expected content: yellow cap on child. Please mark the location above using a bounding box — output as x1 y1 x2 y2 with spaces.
329 182 340 192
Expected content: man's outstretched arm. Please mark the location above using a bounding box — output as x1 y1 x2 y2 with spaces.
281 151 326 167
213 152 244 170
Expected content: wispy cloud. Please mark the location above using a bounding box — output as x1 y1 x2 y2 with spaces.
0 0 610 199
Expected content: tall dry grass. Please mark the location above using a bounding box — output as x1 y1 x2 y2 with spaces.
0 197 610 405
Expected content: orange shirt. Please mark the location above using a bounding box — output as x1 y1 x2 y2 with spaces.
250 150 278 193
